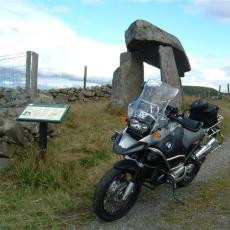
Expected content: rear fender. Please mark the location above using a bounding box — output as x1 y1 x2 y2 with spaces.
113 160 139 172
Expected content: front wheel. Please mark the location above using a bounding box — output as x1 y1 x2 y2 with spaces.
93 168 141 221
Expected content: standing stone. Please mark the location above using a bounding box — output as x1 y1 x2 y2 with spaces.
159 45 182 108
112 51 144 107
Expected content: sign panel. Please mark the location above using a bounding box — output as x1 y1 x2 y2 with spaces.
17 104 70 123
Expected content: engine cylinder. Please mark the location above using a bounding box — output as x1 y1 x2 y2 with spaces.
169 164 186 182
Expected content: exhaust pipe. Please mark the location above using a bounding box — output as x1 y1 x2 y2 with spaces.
193 138 219 161
169 164 186 182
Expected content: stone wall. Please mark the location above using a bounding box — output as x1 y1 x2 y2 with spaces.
0 85 112 169
48 84 112 103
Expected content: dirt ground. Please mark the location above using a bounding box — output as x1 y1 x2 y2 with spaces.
77 136 230 230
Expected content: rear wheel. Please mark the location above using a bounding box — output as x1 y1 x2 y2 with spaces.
94 168 141 221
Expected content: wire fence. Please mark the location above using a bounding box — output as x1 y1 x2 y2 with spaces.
37 68 102 90
1 51 227 96
0 53 26 88
0 52 107 90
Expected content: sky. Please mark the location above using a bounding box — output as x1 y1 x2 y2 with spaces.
0 0 230 91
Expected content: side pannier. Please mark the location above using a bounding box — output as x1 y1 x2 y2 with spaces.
189 99 219 128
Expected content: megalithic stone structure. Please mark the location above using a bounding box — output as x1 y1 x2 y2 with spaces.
112 20 191 108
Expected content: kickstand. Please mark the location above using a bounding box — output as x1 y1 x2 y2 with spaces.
172 183 185 206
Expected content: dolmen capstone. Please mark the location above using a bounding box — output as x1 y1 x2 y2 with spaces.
112 20 191 108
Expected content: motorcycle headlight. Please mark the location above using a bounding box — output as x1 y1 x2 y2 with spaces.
129 118 149 133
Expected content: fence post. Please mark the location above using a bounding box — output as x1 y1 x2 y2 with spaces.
218 85 221 99
25 51 32 92
227 83 229 95
83 66 87 90
31 52 39 99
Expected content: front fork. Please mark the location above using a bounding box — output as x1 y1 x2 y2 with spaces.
122 166 143 201
113 153 147 201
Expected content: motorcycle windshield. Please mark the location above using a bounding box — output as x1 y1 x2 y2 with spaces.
128 80 179 120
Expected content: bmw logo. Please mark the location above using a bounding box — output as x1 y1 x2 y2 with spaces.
165 141 172 150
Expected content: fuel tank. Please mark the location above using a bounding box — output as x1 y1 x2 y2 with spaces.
140 122 184 158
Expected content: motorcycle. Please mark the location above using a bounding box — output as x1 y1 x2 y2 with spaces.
94 80 223 221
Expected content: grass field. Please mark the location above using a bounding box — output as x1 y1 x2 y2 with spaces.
0 97 229 229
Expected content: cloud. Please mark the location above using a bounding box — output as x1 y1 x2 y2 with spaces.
126 0 175 2
0 0 125 81
181 54 230 92
188 0 230 22
0 0 229 91
143 52 230 92
80 0 103 4
48 5 70 14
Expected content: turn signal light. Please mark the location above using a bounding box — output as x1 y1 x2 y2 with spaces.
119 115 128 124
152 132 161 139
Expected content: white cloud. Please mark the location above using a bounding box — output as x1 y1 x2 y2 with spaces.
126 0 176 2
0 0 229 91
0 0 125 81
144 63 161 82
80 0 103 4
143 52 230 92
48 5 70 14
188 0 230 22
182 54 230 92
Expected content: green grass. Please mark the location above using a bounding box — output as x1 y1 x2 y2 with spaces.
183 95 230 135
161 171 230 229
212 97 230 135
0 97 229 229
0 99 124 229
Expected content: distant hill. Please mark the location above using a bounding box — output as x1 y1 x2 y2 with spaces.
182 85 219 97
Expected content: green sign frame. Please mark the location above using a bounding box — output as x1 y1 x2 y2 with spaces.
17 103 70 123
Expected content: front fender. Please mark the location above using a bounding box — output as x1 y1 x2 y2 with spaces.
113 160 139 172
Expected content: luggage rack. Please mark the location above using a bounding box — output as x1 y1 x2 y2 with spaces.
206 114 224 144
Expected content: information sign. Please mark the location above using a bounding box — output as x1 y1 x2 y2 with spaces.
17 103 70 160
17 104 70 123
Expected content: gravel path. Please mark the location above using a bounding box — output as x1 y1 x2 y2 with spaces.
78 136 230 230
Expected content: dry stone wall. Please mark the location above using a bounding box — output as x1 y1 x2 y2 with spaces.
0 84 112 169
48 84 112 103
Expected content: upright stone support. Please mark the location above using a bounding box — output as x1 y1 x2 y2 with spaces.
112 51 144 107
159 45 182 108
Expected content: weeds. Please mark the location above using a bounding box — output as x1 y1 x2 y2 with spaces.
0 100 124 229
0 97 229 229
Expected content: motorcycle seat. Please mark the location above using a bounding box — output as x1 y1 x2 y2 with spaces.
177 117 203 132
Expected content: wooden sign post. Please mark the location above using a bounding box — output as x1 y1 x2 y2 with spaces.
17 104 70 160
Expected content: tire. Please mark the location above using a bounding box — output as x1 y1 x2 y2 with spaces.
93 168 141 221
177 162 200 187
